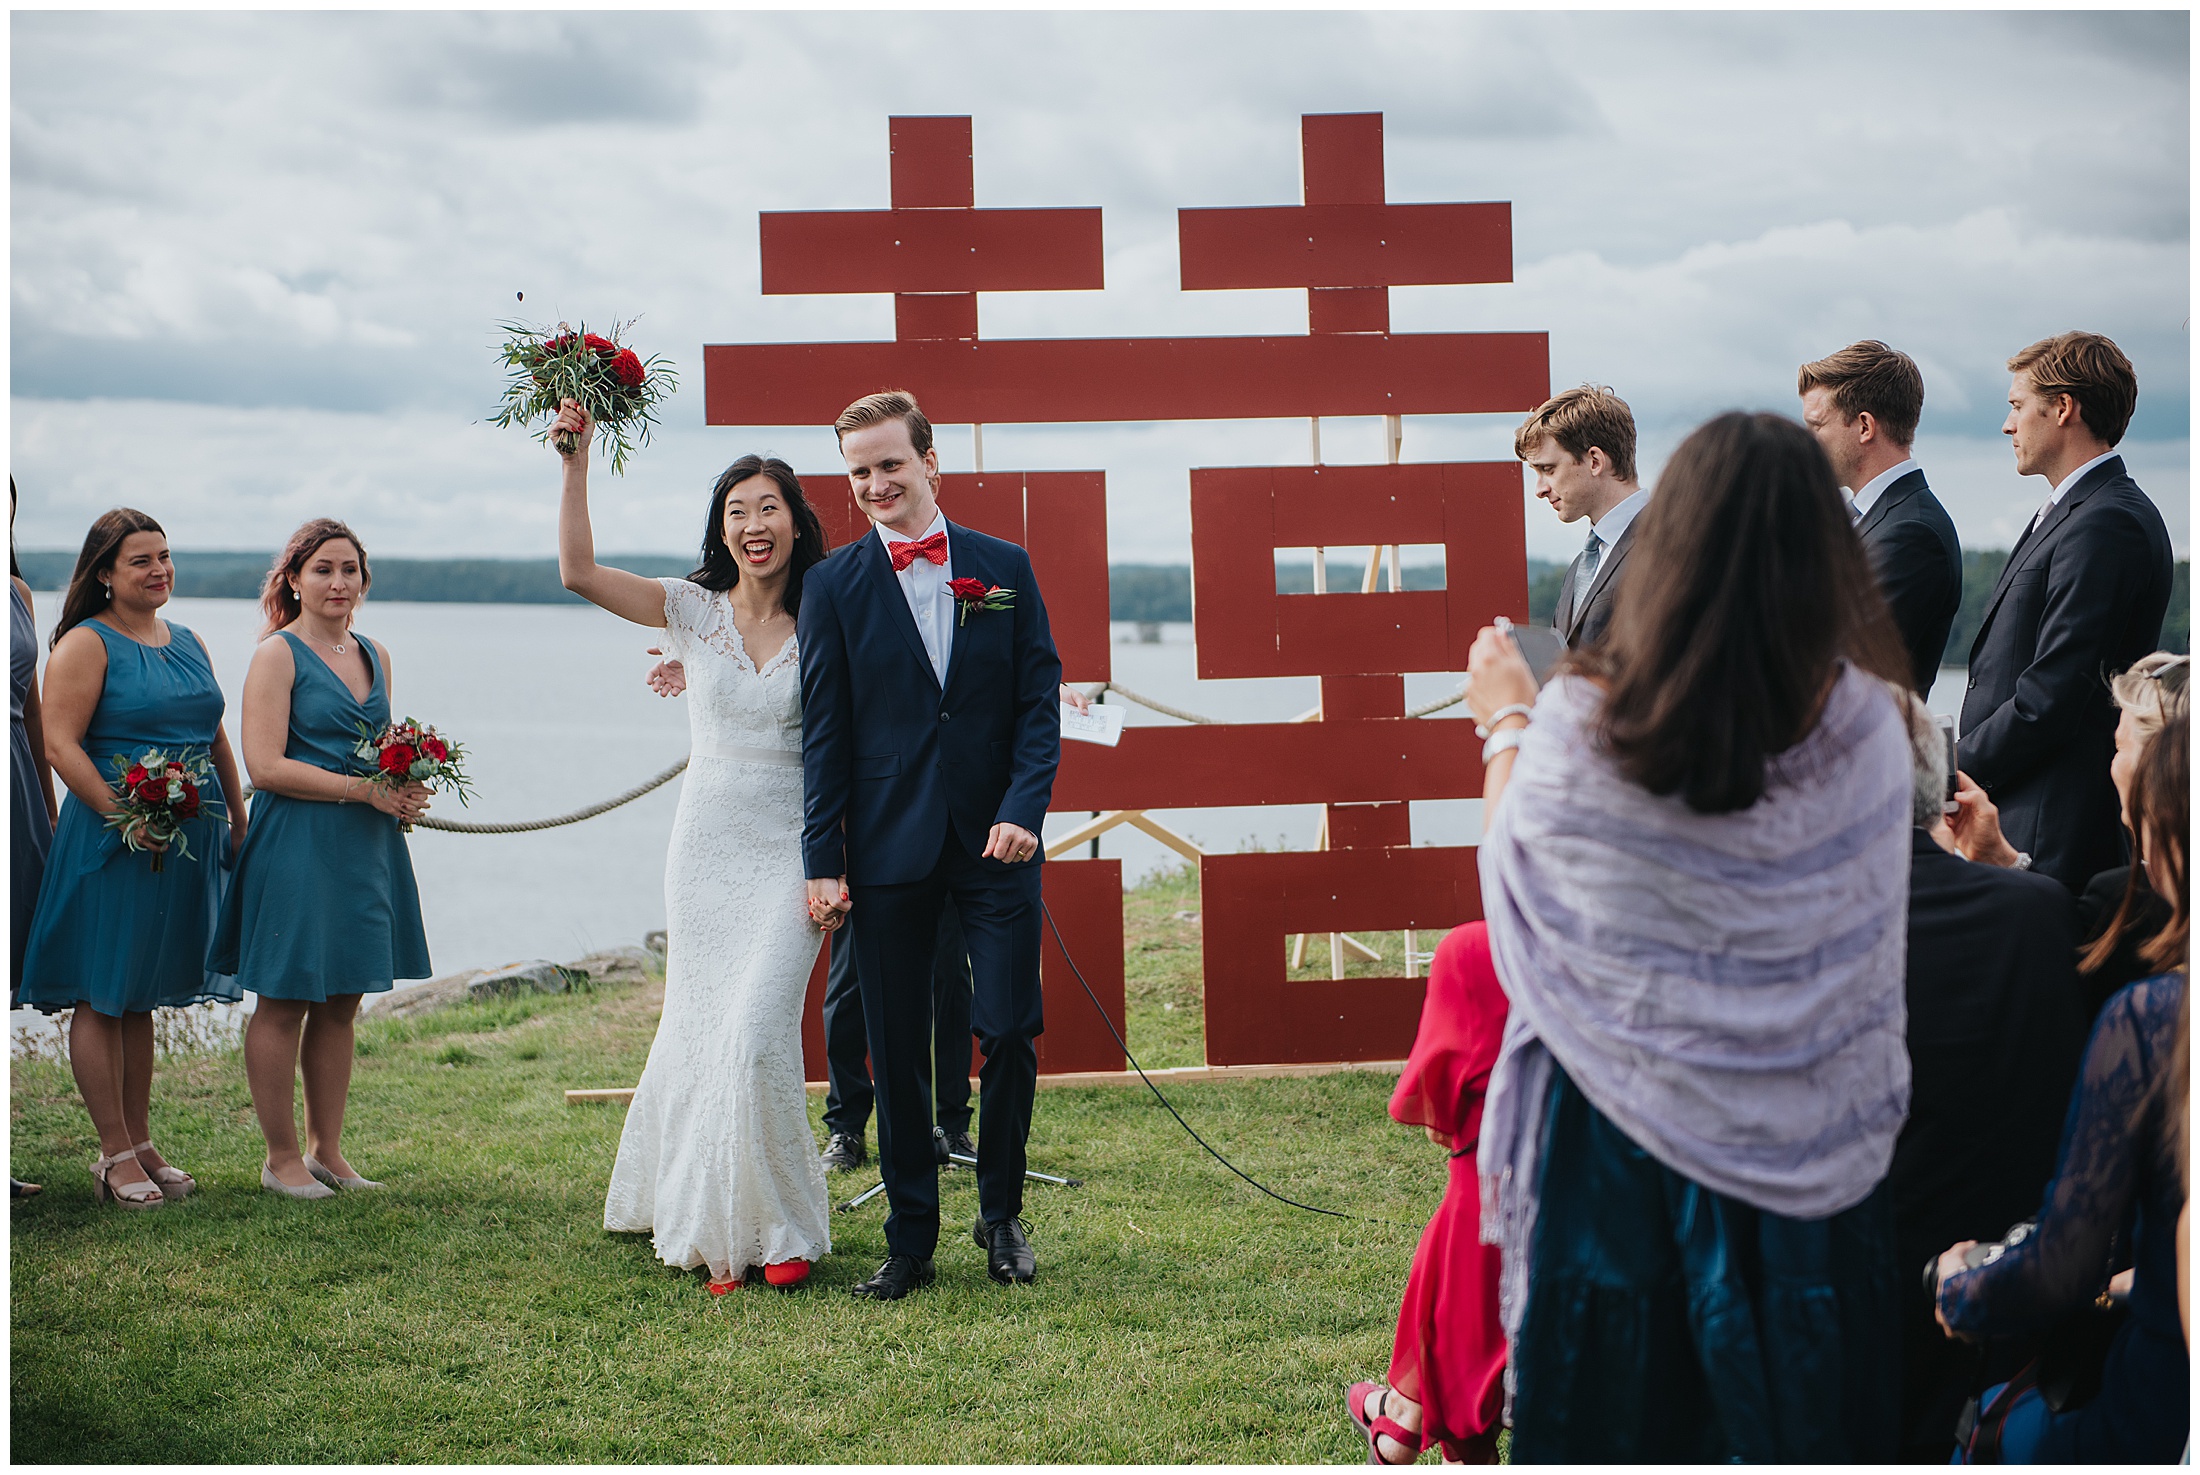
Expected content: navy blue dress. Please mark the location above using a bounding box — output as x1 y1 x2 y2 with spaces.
11 582 54 997
1938 971 2189 1462
208 632 429 999
1509 1066 1902 1462
17 618 239 1016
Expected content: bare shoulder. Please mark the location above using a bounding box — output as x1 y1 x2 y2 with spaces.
10 575 31 614
248 631 299 680
48 621 107 668
369 638 395 674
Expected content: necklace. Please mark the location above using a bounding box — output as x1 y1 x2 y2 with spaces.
299 627 349 655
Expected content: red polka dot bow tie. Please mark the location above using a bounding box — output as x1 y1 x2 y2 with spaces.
888 532 949 571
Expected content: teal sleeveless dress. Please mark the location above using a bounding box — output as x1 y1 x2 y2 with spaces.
208 632 430 1000
17 618 241 1016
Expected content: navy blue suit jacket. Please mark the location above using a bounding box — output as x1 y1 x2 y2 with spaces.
799 521 1063 887
1856 467 1962 694
1957 455 2173 890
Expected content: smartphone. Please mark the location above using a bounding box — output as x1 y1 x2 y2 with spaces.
1496 617 1569 689
1936 714 1959 809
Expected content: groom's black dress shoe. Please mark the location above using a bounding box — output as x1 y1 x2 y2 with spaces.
850 1255 935 1301
820 1133 866 1172
934 1128 977 1164
974 1215 1036 1284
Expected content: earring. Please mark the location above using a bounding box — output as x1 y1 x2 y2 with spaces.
101 583 111 600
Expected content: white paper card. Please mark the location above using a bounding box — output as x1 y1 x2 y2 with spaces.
1060 701 1125 747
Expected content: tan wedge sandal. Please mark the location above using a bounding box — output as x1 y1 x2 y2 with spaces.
132 1141 195 1200
91 1150 163 1210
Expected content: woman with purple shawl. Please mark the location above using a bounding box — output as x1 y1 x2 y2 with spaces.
1465 412 1918 1461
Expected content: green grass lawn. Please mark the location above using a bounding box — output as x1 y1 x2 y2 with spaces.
11 873 1450 1463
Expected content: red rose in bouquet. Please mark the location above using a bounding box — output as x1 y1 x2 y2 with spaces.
354 717 473 832
492 317 678 475
104 747 224 872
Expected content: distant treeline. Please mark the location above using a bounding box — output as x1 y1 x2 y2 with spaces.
18 550 2188 657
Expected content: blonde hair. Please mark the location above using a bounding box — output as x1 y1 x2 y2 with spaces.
1513 385 1637 483
2108 651 2190 745
833 390 933 458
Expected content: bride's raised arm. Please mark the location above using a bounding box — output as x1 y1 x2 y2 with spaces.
553 398 669 628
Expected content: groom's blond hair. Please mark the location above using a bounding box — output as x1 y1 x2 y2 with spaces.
835 390 934 458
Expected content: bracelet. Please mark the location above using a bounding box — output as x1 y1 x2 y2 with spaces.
2011 851 2033 871
1482 727 1529 766
1474 704 1535 741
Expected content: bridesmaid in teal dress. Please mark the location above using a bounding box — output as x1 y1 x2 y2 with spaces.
19 509 248 1210
209 519 431 1199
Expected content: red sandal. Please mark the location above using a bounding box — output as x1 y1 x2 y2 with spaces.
762 1259 811 1289
1346 1381 1420 1465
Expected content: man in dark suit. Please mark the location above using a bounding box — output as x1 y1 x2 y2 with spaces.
801 389 1062 1300
1514 385 1646 650
1887 696 2088 1462
1959 332 2174 891
1799 340 1962 694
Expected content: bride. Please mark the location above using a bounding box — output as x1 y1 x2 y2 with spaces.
551 399 833 1293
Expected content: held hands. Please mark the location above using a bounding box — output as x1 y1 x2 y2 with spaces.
552 398 596 459
1947 773 2021 867
806 877 851 933
1465 623 1538 730
364 781 432 825
984 822 1040 864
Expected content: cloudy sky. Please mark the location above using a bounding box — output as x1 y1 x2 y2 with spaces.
11 9 2189 567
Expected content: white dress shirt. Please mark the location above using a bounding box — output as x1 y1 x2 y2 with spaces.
1848 458 1919 521
877 509 954 686
1588 487 1650 555
2029 450 2120 535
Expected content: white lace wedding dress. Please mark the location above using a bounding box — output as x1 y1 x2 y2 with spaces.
602 578 831 1278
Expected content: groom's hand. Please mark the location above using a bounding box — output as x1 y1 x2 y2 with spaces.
806 877 851 932
984 822 1040 864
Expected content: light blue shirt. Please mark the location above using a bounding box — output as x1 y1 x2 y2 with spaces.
1589 488 1650 551
1849 458 1919 520
876 509 954 686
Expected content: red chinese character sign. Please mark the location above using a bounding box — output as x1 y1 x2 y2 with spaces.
709 113 1546 1075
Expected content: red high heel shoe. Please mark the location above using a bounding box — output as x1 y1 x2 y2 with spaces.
762 1260 810 1289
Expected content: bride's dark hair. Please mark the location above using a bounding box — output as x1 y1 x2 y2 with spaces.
690 456 828 614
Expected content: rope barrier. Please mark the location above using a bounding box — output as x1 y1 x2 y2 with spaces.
377 686 1461 835
410 756 689 834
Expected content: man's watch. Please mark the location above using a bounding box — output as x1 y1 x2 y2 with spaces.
2011 851 2033 871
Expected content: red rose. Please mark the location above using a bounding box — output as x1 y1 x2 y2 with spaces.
421 736 449 762
173 781 200 820
124 764 148 788
610 349 645 387
946 577 989 601
379 743 417 776
584 333 616 355
134 776 167 804
541 334 577 357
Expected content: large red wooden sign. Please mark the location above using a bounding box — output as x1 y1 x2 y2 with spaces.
712 114 1547 1075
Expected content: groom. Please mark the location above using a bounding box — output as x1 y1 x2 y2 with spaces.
799 389 1062 1300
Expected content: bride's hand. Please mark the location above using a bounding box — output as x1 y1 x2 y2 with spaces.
645 649 687 698
806 876 850 932
553 398 595 459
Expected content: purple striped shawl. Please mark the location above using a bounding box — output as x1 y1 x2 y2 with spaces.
1476 665 1914 1341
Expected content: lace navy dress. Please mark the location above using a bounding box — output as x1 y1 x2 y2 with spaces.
1937 971 2189 1462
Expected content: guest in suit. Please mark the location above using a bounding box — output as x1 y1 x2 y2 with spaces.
1958 332 2174 891
19 509 247 1209
1514 385 1645 650
817 905 973 1172
800 390 1062 1300
208 519 432 1199
1885 691 2088 1462
1799 340 1962 694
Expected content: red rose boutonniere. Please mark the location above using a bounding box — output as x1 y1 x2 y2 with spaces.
946 577 1015 626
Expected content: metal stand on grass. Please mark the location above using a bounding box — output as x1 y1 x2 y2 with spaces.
835 1129 1084 1214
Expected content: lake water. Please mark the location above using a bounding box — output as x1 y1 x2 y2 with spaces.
16 593 1970 1005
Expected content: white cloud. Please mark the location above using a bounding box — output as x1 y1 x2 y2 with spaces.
10 11 2188 566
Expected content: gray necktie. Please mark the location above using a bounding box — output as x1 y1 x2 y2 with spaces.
1577 527 1604 590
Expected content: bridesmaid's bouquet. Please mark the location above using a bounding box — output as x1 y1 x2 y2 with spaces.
489 318 678 475
353 718 475 832
105 748 222 872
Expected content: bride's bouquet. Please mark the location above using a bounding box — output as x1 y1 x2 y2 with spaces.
105 748 223 872
490 318 677 475
353 718 475 832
